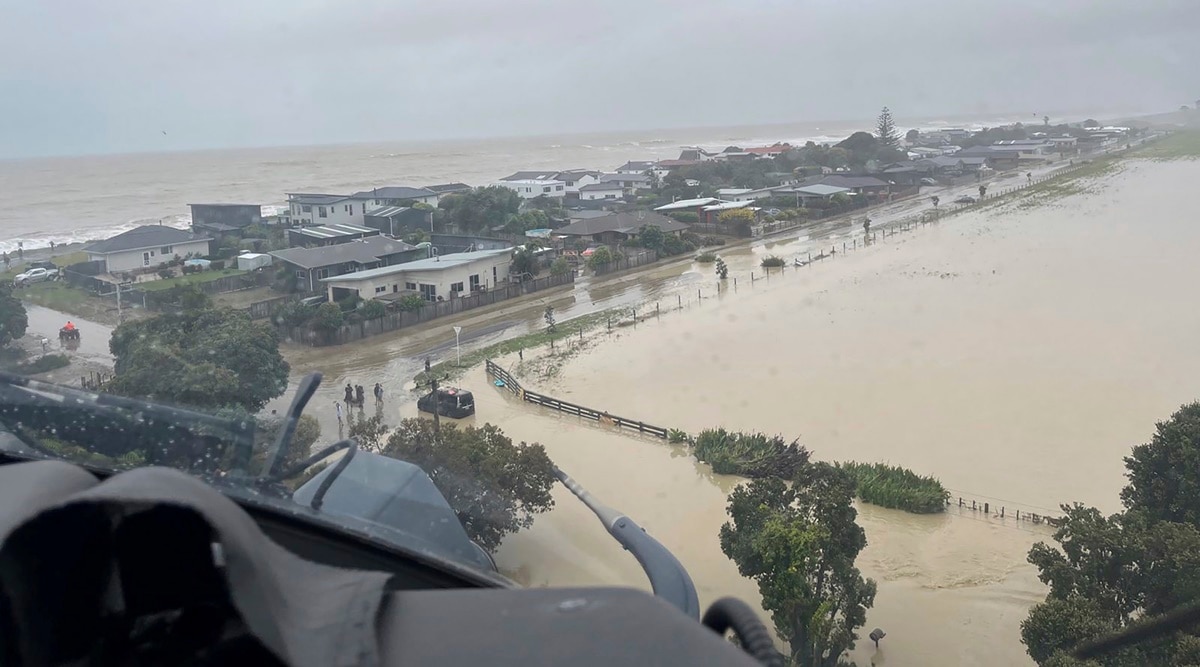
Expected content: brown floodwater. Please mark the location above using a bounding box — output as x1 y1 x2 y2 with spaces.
282 158 1200 665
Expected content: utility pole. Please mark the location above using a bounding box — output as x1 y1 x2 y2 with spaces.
418 373 449 439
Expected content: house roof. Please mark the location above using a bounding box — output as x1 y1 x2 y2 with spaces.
556 211 687 237
270 236 418 270
287 193 349 205
499 171 561 182
84 225 212 255
655 159 701 168
920 156 966 168
600 172 650 183
321 247 514 283
775 184 852 197
806 175 890 189
701 200 758 212
349 186 436 200
744 143 793 155
423 182 472 193
291 223 379 240
654 197 722 211
579 182 624 191
555 169 601 180
616 161 657 172
366 205 412 218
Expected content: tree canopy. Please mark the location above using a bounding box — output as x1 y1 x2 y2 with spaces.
721 465 876 666
1021 403 1200 665
438 186 522 233
383 418 557 551
875 106 899 150
108 306 290 412
0 284 28 348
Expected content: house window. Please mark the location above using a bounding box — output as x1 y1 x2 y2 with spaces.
362 204 366 214
161 245 172 254
319 207 327 218
374 286 387 294
405 282 417 290
315 268 330 279
295 270 305 279
450 281 464 294
542 186 551 193
555 185 563 191
419 284 436 301
469 274 480 291
392 284 399 292
302 205 312 213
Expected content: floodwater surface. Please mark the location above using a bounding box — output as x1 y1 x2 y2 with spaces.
440 159 1200 665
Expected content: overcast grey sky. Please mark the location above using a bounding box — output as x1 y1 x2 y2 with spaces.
1 0 1197 158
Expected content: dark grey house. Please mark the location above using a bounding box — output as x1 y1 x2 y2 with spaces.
189 204 263 241
269 236 424 293
555 211 687 245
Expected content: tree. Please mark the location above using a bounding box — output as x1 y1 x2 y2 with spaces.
1083 119 1100 128
108 307 290 412
438 186 522 233
715 256 728 280
312 302 344 333
905 128 920 143
876 107 899 150
721 466 876 667
1022 404 1200 665
550 256 569 276
637 224 666 254
348 414 389 453
587 246 614 269
0 284 28 348
504 209 549 235
1121 403 1200 525
645 168 662 190
543 305 556 332
511 245 541 278
360 299 387 320
382 418 557 551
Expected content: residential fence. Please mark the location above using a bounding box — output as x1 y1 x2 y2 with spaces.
246 294 298 320
485 360 669 439
284 271 575 346
592 249 659 276
96 271 271 311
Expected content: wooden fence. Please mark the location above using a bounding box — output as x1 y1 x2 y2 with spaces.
286 272 575 346
245 294 298 320
592 249 659 276
486 359 669 439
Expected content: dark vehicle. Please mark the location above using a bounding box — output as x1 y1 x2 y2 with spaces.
417 386 475 418
0 373 775 666
59 325 80 342
954 194 977 204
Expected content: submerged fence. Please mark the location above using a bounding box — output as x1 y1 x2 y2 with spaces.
485 359 669 439
287 272 575 346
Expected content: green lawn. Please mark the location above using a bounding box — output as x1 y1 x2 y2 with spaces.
1130 130 1200 160
1 250 89 282
19 281 91 311
137 268 247 291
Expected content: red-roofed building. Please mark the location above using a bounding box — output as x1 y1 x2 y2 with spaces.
744 143 794 156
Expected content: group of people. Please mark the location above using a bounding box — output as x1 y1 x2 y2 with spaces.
335 381 385 424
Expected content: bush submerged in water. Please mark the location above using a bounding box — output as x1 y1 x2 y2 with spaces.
760 255 786 268
836 461 949 513
692 428 809 478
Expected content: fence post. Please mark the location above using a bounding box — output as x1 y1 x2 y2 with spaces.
678 294 682 309
656 303 660 318
1000 506 1004 518
984 502 989 514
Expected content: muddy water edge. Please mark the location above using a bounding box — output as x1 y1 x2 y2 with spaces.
282 158 1200 665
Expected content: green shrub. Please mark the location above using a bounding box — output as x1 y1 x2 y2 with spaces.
667 211 699 223
695 252 717 263
692 428 809 478
760 255 785 268
587 246 614 269
361 300 387 320
701 235 726 246
313 302 344 332
836 461 949 514
668 428 692 444
16 354 70 374
550 256 570 275
397 294 426 312
273 300 314 328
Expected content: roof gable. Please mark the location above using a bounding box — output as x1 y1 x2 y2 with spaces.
556 211 688 236
84 225 211 254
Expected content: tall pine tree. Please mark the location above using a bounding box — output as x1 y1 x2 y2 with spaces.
876 106 899 150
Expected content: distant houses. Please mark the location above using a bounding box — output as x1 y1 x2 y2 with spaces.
320 247 514 303
555 212 687 245
83 225 212 273
269 236 423 293
189 204 262 242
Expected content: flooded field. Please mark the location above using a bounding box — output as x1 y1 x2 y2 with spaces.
384 158 1199 666
273 156 1200 665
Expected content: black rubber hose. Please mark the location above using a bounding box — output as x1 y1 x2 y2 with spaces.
701 597 782 667
310 439 358 511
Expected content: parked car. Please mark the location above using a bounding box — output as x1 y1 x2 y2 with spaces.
13 267 53 285
920 178 937 186
764 208 783 216
953 195 977 204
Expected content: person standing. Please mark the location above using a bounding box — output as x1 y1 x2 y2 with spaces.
355 384 365 408
344 383 354 405
373 383 384 403
2 252 8 269
335 401 343 426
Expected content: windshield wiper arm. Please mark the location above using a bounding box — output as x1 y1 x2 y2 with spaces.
553 465 700 619
260 372 322 481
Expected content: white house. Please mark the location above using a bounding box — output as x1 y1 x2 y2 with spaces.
578 182 625 200
320 247 513 303
83 225 213 273
286 193 363 226
492 178 566 199
554 170 601 197
599 172 652 193
348 186 439 210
